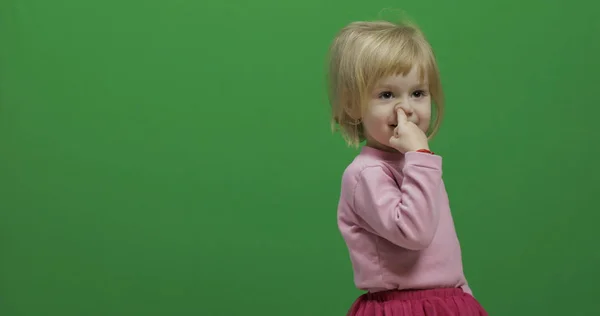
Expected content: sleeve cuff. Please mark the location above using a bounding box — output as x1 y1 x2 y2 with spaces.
404 151 442 169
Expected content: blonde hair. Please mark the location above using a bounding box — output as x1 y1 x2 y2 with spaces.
327 18 444 147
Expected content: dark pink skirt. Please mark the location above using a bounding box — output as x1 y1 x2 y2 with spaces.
347 288 487 316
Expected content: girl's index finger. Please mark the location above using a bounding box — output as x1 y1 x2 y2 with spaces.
396 108 408 123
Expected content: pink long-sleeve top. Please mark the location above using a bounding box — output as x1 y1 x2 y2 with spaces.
337 146 472 294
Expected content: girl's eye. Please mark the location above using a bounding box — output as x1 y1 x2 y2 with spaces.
412 90 428 98
378 91 394 99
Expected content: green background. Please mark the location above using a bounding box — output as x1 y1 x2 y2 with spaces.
1 0 598 315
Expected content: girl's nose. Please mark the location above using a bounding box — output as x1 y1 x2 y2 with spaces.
394 103 414 116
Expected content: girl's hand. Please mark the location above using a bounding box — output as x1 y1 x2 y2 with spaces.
389 108 429 154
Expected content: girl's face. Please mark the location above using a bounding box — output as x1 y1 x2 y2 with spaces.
361 66 432 152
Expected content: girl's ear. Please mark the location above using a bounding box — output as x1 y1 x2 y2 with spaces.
346 108 362 122
338 92 362 122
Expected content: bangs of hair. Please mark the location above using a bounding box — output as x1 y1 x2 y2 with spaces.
354 26 436 99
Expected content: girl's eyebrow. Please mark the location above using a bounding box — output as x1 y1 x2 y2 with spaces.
375 82 429 90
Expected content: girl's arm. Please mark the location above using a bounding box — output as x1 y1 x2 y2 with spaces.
352 152 443 250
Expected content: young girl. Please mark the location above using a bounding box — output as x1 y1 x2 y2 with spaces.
328 18 488 316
